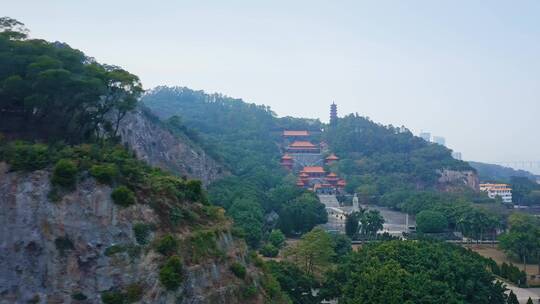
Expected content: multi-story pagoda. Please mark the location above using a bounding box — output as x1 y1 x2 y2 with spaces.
330 102 338 126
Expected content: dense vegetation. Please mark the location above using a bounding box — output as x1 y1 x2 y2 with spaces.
143 86 327 247
0 19 291 302
499 213 540 274
470 161 539 183
324 113 472 193
322 240 507 304
0 17 142 143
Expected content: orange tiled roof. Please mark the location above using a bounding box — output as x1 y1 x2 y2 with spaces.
327 172 337 177
289 141 317 148
326 153 339 160
301 166 325 173
281 154 293 160
283 130 310 136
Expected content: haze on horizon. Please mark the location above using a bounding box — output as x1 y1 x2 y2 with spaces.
5 0 540 173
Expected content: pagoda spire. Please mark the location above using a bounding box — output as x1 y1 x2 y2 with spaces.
330 102 338 126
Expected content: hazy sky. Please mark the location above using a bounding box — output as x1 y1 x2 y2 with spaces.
5 1 540 171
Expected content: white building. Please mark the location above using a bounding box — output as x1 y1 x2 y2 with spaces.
480 183 512 203
419 132 431 142
432 136 446 146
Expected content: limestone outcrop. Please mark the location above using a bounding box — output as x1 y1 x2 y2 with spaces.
0 164 257 304
118 109 227 186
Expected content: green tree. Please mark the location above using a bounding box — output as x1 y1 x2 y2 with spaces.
507 291 519 304
416 210 448 233
285 227 335 276
499 213 539 272
267 261 319 304
228 198 264 248
268 229 286 249
345 211 360 238
360 210 384 237
279 193 327 236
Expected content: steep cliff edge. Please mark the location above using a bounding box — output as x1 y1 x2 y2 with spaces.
0 161 270 304
118 108 227 186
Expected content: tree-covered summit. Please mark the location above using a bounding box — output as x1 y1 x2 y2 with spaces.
0 17 142 143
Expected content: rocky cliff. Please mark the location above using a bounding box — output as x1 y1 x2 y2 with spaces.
438 169 480 191
118 109 226 186
0 163 262 304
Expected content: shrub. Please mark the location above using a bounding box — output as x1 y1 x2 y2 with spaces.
242 285 258 299
71 292 87 301
268 229 286 249
125 283 143 302
156 234 178 255
89 163 118 184
2 142 50 171
185 180 203 201
230 262 246 279
101 290 125 304
187 230 221 262
51 159 78 188
55 236 74 255
111 186 135 207
159 256 184 290
133 223 152 245
105 244 126 256
260 243 279 258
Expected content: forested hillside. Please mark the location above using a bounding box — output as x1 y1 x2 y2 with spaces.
0 18 289 303
324 113 473 193
470 161 539 182
143 86 328 248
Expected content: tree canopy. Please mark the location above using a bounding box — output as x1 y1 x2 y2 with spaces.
0 17 142 143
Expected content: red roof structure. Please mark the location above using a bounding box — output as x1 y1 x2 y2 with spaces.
289 141 317 148
283 130 310 137
281 154 293 160
326 153 339 161
301 166 325 174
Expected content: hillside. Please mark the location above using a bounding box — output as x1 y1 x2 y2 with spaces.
0 20 288 303
469 161 539 182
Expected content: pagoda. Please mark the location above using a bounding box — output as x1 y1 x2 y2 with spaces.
330 102 338 126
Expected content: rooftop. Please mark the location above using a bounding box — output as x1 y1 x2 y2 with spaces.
301 166 326 174
283 130 310 137
281 154 293 160
289 141 317 148
326 153 339 160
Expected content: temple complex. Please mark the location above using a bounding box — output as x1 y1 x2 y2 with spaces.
280 105 347 195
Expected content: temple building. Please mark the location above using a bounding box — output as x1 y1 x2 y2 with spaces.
280 154 293 170
325 153 339 165
286 141 321 154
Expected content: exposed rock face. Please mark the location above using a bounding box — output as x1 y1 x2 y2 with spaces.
0 164 255 304
118 109 227 186
438 169 480 191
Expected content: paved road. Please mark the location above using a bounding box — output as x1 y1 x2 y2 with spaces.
503 283 540 303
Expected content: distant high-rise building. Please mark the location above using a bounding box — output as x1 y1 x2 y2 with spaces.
452 152 462 160
432 136 446 146
419 132 431 142
330 102 338 126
